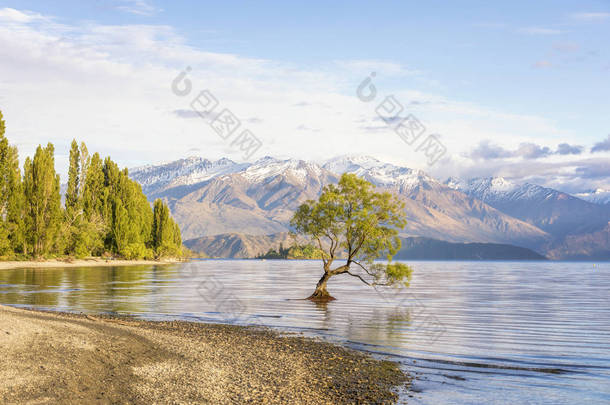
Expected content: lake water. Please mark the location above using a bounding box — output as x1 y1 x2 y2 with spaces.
0 260 609 404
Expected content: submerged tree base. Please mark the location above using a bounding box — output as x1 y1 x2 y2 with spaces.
307 290 336 302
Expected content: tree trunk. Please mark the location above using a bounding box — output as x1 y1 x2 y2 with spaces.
308 271 336 301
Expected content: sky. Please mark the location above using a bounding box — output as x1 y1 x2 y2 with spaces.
0 0 608 194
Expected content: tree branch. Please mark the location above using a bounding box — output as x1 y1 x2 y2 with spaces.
329 264 349 275
352 260 374 276
372 280 394 287
315 236 327 267
324 232 335 259
330 230 340 258
346 271 371 286
349 234 367 261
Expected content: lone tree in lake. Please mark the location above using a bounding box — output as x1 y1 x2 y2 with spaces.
291 173 412 301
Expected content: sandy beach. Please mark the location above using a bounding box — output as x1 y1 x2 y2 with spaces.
0 305 408 404
0 258 184 271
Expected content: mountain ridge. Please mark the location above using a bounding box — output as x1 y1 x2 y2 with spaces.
130 155 610 260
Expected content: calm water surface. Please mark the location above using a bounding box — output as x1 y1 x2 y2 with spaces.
1 260 609 404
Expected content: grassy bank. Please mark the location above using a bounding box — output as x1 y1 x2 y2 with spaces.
0 305 409 404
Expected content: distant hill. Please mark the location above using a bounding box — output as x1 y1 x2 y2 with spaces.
184 233 547 260
395 237 546 261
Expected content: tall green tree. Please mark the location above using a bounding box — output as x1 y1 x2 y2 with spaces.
64 139 96 257
152 199 182 258
65 140 80 212
79 142 89 197
5 144 25 254
63 140 80 255
0 111 24 256
111 198 130 255
0 112 183 260
0 110 11 255
82 152 105 221
23 144 63 257
291 173 412 301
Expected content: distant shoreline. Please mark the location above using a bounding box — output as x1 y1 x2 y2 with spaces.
0 258 186 270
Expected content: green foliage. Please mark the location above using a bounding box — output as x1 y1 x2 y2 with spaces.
370 262 413 288
0 109 184 260
291 173 412 296
0 111 23 256
23 144 62 257
289 243 325 259
257 243 324 259
151 199 183 258
65 140 80 213
122 242 154 260
82 152 105 222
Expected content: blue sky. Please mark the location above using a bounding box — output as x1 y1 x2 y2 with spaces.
0 0 608 193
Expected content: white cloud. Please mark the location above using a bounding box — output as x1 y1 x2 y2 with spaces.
570 12 610 21
0 7 582 187
518 27 562 35
333 59 420 77
116 0 160 16
0 7 47 23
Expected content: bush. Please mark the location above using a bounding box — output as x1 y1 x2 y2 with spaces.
121 243 153 260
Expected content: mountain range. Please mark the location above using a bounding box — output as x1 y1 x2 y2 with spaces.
130 155 610 260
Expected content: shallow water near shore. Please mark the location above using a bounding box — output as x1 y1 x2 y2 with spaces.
0 260 609 404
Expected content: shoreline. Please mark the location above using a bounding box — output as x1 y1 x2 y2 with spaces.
0 305 409 404
0 258 186 270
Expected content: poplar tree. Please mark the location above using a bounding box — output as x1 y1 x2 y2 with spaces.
82 152 105 221
23 144 62 257
152 199 182 258
152 199 170 251
6 145 24 254
65 140 80 212
64 139 95 257
0 111 25 256
79 142 89 197
0 112 183 260
0 111 10 254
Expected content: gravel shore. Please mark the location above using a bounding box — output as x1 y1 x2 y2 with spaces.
0 305 409 404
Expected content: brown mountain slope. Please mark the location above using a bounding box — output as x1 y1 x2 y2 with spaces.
163 160 338 240
158 158 548 251
184 232 297 258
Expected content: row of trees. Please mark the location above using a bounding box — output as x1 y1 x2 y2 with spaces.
256 243 324 259
0 110 183 260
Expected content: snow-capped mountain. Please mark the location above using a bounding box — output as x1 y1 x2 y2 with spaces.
129 156 610 259
150 157 337 240
130 157 250 195
445 177 561 204
574 189 610 205
322 155 384 173
323 155 438 189
243 156 324 182
130 155 549 251
446 176 610 241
